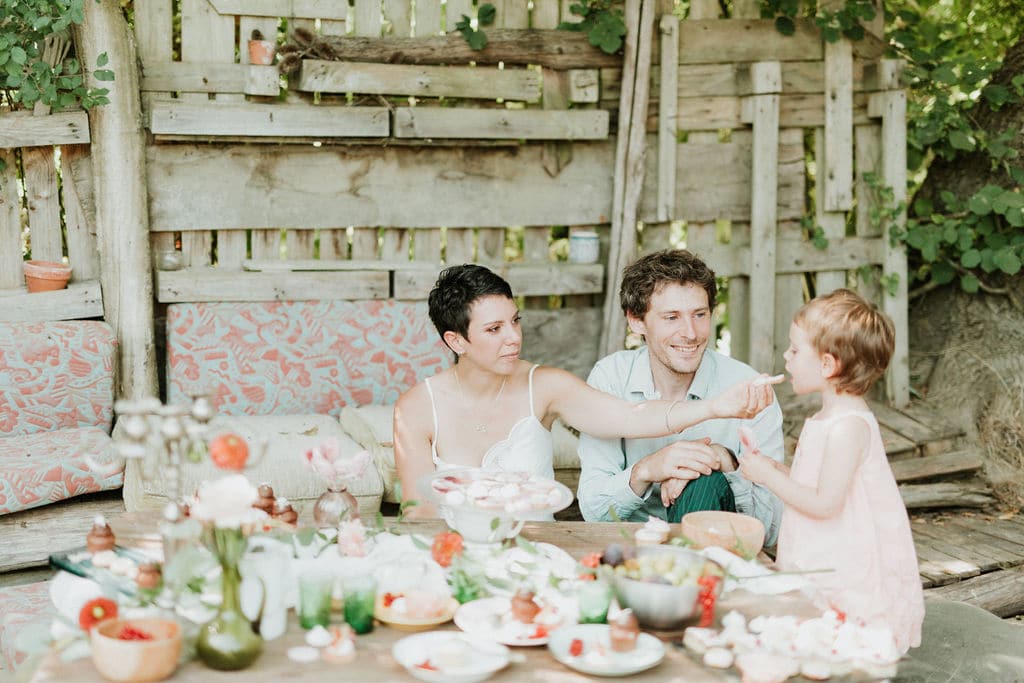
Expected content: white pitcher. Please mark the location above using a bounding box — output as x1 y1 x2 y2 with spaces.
239 537 292 641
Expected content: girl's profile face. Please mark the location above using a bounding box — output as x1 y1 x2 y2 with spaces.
784 322 824 395
462 295 521 371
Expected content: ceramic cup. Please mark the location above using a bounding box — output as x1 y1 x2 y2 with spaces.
568 231 600 264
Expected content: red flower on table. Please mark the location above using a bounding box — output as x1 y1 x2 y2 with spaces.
431 531 464 568
78 597 118 631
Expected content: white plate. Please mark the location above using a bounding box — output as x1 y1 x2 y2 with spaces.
392 631 510 683
548 624 666 677
454 597 563 646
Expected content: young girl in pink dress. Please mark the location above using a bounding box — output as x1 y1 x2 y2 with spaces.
739 289 924 654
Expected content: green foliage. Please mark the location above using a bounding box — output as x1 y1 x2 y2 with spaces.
455 2 496 50
761 0 876 43
887 1 1024 294
559 1 627 55
1 0 113 112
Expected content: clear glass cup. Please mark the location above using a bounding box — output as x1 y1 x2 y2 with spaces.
577 579 613 624
298 569 335 629
341 574 377 634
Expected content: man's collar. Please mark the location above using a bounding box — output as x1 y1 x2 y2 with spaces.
626 346 716 400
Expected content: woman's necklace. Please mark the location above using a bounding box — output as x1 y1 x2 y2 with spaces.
454 369 507 433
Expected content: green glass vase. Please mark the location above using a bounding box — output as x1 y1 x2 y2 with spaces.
196 527 263 670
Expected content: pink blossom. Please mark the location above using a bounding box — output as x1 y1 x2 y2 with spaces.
302 439 371 490
336 519 367 557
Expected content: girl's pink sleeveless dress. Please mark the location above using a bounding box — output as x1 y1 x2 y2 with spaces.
776 409 924 653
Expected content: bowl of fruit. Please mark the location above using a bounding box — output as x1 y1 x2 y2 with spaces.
90 617 182 683
604 544 724 630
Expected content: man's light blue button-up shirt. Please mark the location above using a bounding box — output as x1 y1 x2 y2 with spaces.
577 346 785 546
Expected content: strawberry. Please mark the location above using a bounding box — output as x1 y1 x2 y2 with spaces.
431 531 464 568
117 625 154 641
569 638 584 657
208 433 249 471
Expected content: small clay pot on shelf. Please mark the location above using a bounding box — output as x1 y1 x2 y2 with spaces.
23 260 71 292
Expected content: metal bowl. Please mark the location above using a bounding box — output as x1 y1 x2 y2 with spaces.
612 545 724 630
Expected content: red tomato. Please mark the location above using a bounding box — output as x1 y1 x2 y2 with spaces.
208 433 249 471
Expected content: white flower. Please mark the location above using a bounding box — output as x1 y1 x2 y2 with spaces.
190 474 267 528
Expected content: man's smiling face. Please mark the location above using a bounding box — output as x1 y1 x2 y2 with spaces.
627 282 711 380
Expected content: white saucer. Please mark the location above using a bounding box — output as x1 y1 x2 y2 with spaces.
392 631 510 683
454 597 563 646
547 624 666 677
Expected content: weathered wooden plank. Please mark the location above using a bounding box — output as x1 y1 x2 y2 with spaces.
308 30 621 68
674 60 880 98
898 401 965 442
869 398 946 445
394 263 603 299
155 269 389 302
383 0 411 36
140 61 248 93
890 450 984 484
952 516 1024 550
900 482 997 510
207 0 348 19
945 517 1024 563
691 236 883 277
675 92 871 131
393 108 608 140
147 143 614 230
0 110 90 147
927 567 1024 617
0 148 22 290
657 14 679 222
911 522 1006 572
413 0 442 36
824 39 854 211
569 69 600 103
678 19 885 65
444 227 474 263
744 62 781 374
148 101 390 137
59 145 100 282
285 228 316 259
296 60 541 101
919 519 1024 568
531 0 560 29
912 532 982 585
354 0 383 36
22 147 64 262
0 281 104 321
813 128 849 295
639 128 806 224
0 493 125 572
446 0 473 31
523 307 602 379
869 60 910 408
772 220 804 376
853 123 883 304
495 0 529 29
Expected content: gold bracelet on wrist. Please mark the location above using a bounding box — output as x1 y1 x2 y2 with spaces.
665 400 680 434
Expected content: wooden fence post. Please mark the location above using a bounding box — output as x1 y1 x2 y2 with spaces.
742 62 781 374
600 0 656 355
74 0 158 399
868 59 910 407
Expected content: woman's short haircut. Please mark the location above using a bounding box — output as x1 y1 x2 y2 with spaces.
619 249 717 318
795 288 895 396
428 264 514 352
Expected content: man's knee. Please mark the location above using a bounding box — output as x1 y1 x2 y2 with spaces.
667 471 735 522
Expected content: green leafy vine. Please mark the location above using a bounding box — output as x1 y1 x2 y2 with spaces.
761 0 877 43
455 2 496 51
455 0 626 56
1 0 113 112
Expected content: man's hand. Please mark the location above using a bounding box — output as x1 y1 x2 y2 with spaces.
631 439 721 497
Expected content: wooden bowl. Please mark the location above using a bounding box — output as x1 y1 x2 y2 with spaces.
90 617 182 683
679 511 765 557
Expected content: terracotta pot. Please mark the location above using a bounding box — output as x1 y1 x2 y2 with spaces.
248 39 276 66
23 260 72 293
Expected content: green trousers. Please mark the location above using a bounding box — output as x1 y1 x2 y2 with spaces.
666 470 736 523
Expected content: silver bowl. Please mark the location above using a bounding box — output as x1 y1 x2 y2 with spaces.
612 545 723 630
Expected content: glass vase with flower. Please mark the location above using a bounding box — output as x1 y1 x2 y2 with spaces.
303 440 372 528
189 474 268 671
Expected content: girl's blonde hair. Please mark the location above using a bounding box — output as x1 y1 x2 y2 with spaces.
794 288 895 396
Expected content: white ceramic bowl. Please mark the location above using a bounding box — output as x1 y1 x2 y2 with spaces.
392 631 510 683
90 617 182 683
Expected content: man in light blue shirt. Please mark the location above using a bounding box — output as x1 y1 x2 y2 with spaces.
577 250 785 546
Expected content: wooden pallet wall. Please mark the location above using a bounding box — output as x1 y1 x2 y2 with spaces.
0 112 103 322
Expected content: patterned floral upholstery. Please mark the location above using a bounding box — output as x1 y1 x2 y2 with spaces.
0 428 123 516
166 300 450 415
0 322 116 436
0 580 53 672
0 322 121 516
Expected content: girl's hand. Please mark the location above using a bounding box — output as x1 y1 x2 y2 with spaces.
739 451 777 485
660 477 689 507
